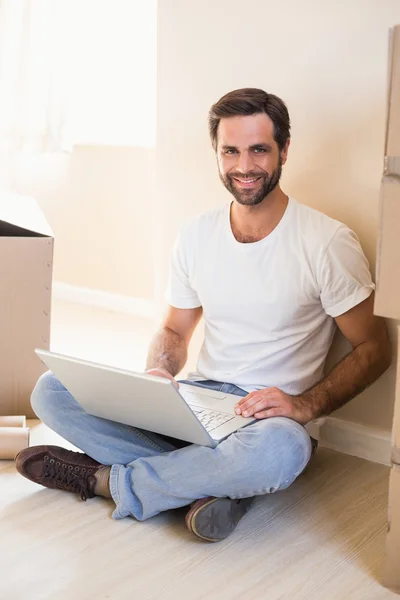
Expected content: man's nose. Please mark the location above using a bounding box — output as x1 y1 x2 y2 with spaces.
235 150 255 173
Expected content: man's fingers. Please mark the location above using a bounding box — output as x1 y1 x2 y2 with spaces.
254 407 286 419
237 397 279 417
236 391 257 407
235 388 280 411
235 395 258 415
235 392 264 413
235 392 277 415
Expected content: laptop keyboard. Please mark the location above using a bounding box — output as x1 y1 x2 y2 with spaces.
191 407 234 432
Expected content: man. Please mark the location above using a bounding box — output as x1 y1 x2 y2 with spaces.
16 88 391 543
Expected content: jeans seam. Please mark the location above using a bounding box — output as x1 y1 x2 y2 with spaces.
110 464 123 518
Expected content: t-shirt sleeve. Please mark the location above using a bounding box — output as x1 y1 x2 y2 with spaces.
318 225 375 317
164 224 202 309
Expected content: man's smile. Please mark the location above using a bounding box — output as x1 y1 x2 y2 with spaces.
232 176 262 187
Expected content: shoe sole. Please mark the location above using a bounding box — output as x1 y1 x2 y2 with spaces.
186 496 254 542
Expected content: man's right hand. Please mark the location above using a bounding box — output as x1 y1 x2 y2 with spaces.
145 368 180 389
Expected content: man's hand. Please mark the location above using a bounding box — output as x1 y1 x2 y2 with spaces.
234 387 314 425
145 367 180 389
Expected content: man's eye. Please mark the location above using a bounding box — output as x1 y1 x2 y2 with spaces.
225 149 237 155
253 148 266 153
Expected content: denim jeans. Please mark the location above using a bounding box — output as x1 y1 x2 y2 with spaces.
30 371 313 521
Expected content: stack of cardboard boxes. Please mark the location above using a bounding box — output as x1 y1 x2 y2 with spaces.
0 194 53 458
374 25 400 594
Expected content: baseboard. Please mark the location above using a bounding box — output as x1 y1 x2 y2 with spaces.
52 282 156 319
318 416 392 466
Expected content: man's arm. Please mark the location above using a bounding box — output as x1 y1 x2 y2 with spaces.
298 292 392 419
145 305 203 378
235 293 392 424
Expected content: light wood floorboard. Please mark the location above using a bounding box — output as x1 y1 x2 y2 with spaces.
1 301 397 599
0 420 397 600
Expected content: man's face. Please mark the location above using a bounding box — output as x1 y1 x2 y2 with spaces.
216 113 289 206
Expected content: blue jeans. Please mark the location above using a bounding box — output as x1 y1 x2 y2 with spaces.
30 371 313 521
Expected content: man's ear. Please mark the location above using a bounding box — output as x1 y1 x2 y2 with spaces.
281 138 291 165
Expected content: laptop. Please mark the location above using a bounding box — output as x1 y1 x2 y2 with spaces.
35 349 256 448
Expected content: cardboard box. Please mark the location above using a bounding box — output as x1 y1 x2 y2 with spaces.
391 328 400 464
0 194 53 417
375 25 400 321
384 464 400 593
383 328 400 592
376 25 400 594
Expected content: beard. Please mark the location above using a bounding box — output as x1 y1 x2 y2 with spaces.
219 156 282 206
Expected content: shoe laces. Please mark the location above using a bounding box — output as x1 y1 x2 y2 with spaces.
43 456 95 501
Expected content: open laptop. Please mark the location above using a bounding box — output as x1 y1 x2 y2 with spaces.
35 349 256 448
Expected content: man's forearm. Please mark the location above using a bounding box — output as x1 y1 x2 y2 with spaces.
145 327 187 377
298 339 392 420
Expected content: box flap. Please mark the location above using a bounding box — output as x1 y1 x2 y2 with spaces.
390 326 400 462
385 25 400 169
374 177 400 319
0 193 53 237
392 335 400 460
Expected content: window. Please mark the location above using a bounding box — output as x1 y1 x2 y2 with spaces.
0 0 157 153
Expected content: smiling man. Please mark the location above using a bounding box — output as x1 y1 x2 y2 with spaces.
16 89 391 543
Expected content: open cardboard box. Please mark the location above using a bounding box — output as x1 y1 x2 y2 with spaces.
0 193 53 418
374 25 400 593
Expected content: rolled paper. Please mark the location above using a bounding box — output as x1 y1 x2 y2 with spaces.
0 416 26 428
0 427 30 460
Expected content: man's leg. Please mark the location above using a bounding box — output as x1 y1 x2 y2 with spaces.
30 370 180 464
173 379 316 541
19 373 313 541
111 414 312 520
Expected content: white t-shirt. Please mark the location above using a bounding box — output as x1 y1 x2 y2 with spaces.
165 198 374 399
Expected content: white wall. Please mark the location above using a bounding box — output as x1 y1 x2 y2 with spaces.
13 145 155 299
155 0 400 430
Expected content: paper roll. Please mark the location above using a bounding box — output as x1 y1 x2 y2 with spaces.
0 416 26 428
0 427 30 460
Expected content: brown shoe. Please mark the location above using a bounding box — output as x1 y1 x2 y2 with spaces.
300 437 318 477
310 437 318 458
185 496 255 542
15 445 103 501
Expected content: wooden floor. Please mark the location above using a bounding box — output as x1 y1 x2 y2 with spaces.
0 301 398 599
0 420 397 600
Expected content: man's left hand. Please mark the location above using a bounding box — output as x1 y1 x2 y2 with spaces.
234 387 315 425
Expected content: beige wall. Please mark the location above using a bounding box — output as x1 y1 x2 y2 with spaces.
8 0 400 431
155 0 400 430
12 145 155 299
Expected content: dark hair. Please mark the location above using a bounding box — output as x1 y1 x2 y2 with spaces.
208 88 291 152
